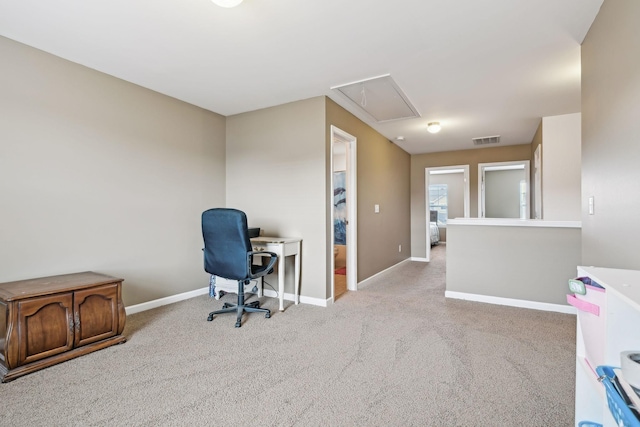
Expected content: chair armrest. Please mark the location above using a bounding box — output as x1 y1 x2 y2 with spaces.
247 251 278 279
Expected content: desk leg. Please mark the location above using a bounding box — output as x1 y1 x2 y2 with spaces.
294 242 301 304
278 251 285 311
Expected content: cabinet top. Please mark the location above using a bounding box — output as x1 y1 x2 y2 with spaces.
0 271 123 302
578 266 640 312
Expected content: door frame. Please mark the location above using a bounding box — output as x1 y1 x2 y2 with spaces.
425 165 470 262
330 126 357 300
533 145 542 219
478 160 530 219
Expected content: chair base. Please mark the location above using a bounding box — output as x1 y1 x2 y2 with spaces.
207 279 271 327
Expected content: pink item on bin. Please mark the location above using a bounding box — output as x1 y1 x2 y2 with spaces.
567 294 600 316
567 281 606 375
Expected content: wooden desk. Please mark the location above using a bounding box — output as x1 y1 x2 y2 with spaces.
0 272 126 382
211 237 301 312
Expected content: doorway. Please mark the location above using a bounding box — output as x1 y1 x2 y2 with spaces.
425 166 470 262
331 126 357 301
478 161 530 219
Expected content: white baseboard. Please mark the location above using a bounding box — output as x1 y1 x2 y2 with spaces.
444 291 577 315
358 258 412 287
411 257 428 262
125 287 209 315
126 285 329 315
262 289 328 308
126 282 575 316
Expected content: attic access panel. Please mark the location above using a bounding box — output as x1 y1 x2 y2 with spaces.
331 74 420 122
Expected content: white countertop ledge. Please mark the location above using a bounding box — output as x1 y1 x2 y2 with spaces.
447 218 582 228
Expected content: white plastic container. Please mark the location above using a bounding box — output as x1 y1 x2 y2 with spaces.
567 277 606 374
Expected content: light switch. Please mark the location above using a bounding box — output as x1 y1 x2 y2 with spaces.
588 196 595 215
374 204 380 213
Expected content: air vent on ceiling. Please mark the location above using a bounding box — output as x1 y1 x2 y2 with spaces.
331 74 420 123
472 135 501 145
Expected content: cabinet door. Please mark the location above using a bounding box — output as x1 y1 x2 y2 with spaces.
74 283 119 347
17 293 74 366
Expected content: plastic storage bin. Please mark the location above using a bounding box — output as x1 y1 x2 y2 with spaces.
567 277 606 373
595 365 640 427
578 422 603 427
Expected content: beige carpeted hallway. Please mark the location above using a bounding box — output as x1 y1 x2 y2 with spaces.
0 244 576 426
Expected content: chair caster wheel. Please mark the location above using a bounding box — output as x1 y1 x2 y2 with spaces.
265 313 271 319
207 315 213 321
219 290 226 297
235 322 241 328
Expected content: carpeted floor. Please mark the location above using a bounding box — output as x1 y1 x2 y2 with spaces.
0 244 576 426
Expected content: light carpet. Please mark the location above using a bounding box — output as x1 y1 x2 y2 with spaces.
0 244 576 426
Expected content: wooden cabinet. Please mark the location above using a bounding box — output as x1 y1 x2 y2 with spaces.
0 272 126 382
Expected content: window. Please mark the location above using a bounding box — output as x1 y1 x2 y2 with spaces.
429 184 448 225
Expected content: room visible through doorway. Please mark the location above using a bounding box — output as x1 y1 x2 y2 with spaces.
331 126 357 301
425 166 470 262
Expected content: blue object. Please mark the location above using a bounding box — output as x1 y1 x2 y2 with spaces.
596 365 640 427
202 208 278 327
578 421 603 427
209 274 216 298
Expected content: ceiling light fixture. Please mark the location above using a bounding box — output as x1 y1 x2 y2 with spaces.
211 0 243 7
427 122 441 134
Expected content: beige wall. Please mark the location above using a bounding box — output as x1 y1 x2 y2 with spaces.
447 223 581 305
326 99 411 283
225 97 327 300
0 36 227 306
581 0 640 269
541 113 581 221
411 144 532 258
226 97 411 301
0 41 411 308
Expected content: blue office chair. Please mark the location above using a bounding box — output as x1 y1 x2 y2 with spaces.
202 208 278 327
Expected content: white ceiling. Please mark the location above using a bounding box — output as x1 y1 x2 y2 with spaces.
0 0 603 155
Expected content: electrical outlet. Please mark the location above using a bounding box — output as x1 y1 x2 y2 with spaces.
374 204 380 213
398 244 402 252
588 196 595 215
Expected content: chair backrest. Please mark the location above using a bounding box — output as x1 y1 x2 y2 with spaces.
202 208 252 281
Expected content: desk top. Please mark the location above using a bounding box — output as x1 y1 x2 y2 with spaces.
251 236 301 244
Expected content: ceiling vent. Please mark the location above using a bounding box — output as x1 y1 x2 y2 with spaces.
472 135 501 146
331 74 420 123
